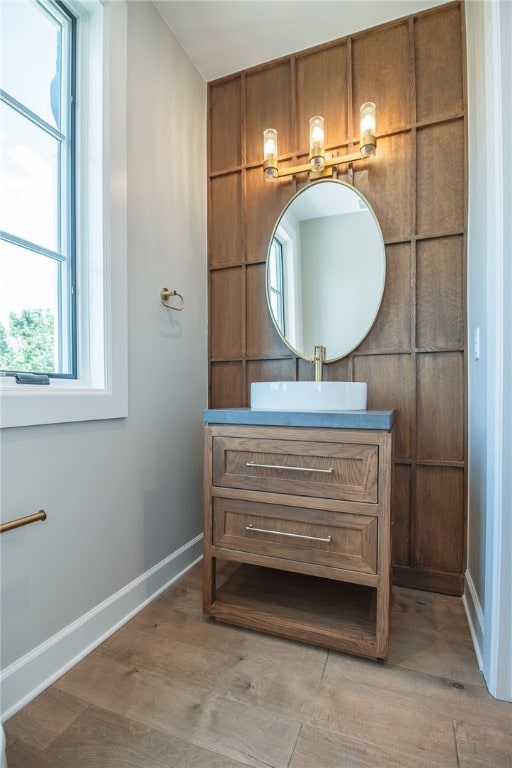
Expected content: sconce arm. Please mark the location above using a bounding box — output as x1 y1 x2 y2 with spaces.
276 149 368 180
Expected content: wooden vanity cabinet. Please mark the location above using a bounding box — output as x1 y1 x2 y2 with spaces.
203 422 393 659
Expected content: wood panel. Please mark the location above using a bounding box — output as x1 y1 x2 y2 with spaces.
352 22 411 134
324 356 351 383
210 362 244 409
416 120 465 236
209 174 243 267
296 44 348 148
209 77 241 172
208 3 466 595
392 464 411 566
245 62 293 165
416 236 464 349
209 268 243 359
415 5 464 122
417 352 464 461
415 465 464 573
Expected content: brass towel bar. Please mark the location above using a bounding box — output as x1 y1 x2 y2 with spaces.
0 510 47 534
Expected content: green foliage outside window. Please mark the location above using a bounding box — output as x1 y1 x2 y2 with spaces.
0 309 55 373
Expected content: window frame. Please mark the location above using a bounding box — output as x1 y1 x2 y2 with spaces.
268 237 285 334
0 0 128 428
0 0 77 379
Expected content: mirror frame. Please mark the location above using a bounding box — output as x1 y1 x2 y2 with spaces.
265 179 386 364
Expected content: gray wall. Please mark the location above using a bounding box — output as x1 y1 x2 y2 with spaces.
0 0 206 689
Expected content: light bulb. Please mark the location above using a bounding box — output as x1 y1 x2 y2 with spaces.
263 128 278 181
309 116 325 172
360 102 376 158
311 124 324 143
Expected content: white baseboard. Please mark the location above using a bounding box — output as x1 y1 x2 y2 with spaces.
463 568 484 672
0 534 203 721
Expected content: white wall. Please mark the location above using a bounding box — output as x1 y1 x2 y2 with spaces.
0 0 207 717
465 0 511 701
300 211 384 359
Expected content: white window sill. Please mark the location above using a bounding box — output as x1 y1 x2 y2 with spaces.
0 375 128 428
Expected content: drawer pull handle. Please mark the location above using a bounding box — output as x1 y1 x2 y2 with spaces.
245 524 332 544
246 461 334 474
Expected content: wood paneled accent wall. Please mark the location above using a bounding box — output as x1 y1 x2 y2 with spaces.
207 2 466 595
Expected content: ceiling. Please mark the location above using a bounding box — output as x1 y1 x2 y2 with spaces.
153 0 448 82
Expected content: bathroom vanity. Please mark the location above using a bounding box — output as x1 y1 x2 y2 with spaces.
203 408 394 659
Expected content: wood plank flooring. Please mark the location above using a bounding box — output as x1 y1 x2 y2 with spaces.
4 562 511 767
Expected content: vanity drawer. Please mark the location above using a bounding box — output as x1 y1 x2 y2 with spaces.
212 497 378 574
212 436 378 503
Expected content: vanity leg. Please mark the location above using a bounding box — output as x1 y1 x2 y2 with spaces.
203 550 216 614
203 425 216 614
202 501 216 614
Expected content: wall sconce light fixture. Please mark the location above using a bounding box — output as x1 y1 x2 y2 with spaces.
263 102 376 182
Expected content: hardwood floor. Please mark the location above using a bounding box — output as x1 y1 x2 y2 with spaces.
4 562 511 767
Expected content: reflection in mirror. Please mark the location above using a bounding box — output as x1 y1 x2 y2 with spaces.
266 180 385 363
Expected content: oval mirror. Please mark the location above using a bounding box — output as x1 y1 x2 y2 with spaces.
266 179 386 363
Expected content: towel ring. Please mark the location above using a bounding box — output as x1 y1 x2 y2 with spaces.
160 287 184 312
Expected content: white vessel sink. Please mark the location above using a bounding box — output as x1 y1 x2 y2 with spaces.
251 381 367 411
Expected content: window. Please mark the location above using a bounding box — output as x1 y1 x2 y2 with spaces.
0 0 76 377
268 237 285 334
273 219 303 353
0 0 128 428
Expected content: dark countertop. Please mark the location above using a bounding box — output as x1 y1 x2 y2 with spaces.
203 408 395 430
